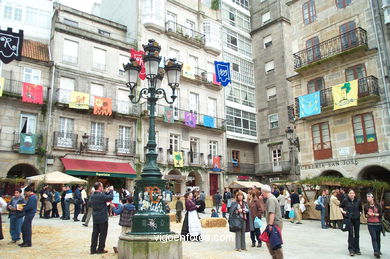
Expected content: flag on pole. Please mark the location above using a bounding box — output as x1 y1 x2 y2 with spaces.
130 49 146 80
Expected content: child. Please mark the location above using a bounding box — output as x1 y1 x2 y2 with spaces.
211 208 219 218
221 200 227 219
111 196 135 253
175 195 183 223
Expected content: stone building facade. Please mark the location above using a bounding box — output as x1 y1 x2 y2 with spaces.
287 0 390 183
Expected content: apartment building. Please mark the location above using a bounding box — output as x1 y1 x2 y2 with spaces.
250 0 295 182
287 0 390 184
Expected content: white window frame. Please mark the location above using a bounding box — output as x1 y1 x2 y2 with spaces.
209 140 218 156
189 92 199 113
118 125 132 153
59 77 75 104
265 60 275 74
169 134 180 152
119 55 129 76
262 12 271 24
92 47 106 71
58 117 74 148
264 35 272 48
19 113 37 134
23 67 41 84
271 147 282 171
269 113 279 129
90 83 104 106
208 97 217 118
267 87 277 100
63 39 78 64
90 122 105 151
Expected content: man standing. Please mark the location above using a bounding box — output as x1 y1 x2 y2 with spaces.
262 185 283 259
39 185 48 218
213 191 222 213
337 188 347 202
89 182 113 254
74 185 82 221
81 186 88 214
19 186 37 247
63 185 72 220
7 189 26 243
290 189 301 224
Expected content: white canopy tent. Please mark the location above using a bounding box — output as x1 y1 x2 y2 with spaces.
26 171 87 184
227 181 264 189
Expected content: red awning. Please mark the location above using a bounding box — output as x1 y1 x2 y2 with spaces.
61 158 136 178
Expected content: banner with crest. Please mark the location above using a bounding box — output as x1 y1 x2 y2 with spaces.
0 27 24 64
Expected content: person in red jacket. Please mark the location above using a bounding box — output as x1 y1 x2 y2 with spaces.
221 200 228 219
364 193 383 258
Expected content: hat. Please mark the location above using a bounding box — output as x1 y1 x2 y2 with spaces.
262 185 271 193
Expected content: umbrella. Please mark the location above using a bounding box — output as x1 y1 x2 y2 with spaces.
26 171 87 184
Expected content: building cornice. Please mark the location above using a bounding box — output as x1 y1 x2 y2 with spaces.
250 17 291 36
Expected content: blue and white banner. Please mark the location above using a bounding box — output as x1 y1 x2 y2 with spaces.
299 91 321 118
214 61 231 87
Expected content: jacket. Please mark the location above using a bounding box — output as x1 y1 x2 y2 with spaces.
249 196 265 220
185 199 197 211
175 200 184 211
23 193 37 215
113 203 135 227
340 197 361 219
90 190 113 224
230 201 254 232
329 195 343 220
364 203 383 225
7 196 26 218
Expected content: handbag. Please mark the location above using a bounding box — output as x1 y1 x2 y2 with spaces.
254 216 262 229
341 217 351 232
315 204 322 211
228 217 243 232
289 209 295 219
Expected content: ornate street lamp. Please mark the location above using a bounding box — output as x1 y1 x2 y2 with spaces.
285 126 300 151
123 39 182 234
79 133 89 153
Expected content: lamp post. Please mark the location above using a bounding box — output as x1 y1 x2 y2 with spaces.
286 126 300 179
124 39 182 234
79 133 89 153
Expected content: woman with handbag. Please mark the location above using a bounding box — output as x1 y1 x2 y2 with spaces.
364 193 383 258
340 189 362 257
229 191 253 252
249 190 264 248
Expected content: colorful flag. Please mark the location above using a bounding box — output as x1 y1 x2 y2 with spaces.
69 91 89 109
93 96 112 116
0 77 4 96
164 106 174 123
214 61 231 86
332 79 358 110
182 64 195 79
298 91 321 118
173 152 183 167
130 49 146 80
19 133 36 154
22 82 43 104
203 115 215 128
184 111 197 128
0 27 24 64
212 156 221 172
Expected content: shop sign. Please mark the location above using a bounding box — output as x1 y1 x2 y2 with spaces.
300 159 358 171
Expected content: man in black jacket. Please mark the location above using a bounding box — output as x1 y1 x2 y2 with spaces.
89 182 113 254
73 185 82 221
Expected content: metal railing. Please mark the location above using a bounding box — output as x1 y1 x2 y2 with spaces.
115 139 136 155
114 100 140 116
1 78 47 99
227 163 256 174
12 133 42 153
87 137 109 152
165 21 205 45
188 152 202 165
256 161 291 174
295 76 379 117
53 131 78 149
293 27 367 69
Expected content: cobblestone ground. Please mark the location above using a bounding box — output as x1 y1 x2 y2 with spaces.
0 210 389 259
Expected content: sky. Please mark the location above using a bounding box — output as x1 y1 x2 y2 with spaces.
58 0 101 13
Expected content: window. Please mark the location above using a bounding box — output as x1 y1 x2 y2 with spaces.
352 113 378 154
98 29 110 37
169 48 179 60
189 92 199 113
264 35 272 48
346 64 367 94
222 5 251 33
312 122 332 160
223 52 254 85
229 9 236 26
58 117 74 148
306 36 321 63
226 107 257 136
272 148 282 167
93 48 106 71
340 21 357 50
307 77 324 94
63 18 78 27
232 63 239 72
269 113 279 129
208 97 217 117
231 0 249 10
226 81 255 107
232 150 240 167
303 0 316 25
265 60 274 74
14 8 22 21
118 126 132 153
223 28 252 56
262 12 270 24
20 113 37 134
166 11 177 31
23 68 41 84
169 134 180 152
63 39 78 64
209 140 218 156
90 83 104 106
119 55 129 76
336 0 352 9
4 6 12 19
117 88 134 114
190 137 200 163
188 55 198 73
185 20 195 37
267 87 276 100
59 77 75 104
90 122 105 151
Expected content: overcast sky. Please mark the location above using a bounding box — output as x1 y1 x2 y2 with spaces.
58 0 101 13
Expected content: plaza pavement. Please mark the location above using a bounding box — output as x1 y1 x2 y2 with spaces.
0 209 389 259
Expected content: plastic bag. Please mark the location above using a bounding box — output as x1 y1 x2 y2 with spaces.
289 209 295 219
254 216 262 229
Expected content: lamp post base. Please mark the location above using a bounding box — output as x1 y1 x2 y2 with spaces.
118 233 182 259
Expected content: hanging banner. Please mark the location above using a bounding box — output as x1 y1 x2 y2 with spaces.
298 91 321 118
332 79 358 110
69 91 89 109
212 156 221 172
213 73 221 86
173 151 183 168
19 133 36 154
93 96 112 116
0 77 4 96
203 115 215 128
164 106 174 123
214 61 231 86
182 64 195 79
184 111 197 128
0 27 24 64
130 49 146 80
22 82 43 104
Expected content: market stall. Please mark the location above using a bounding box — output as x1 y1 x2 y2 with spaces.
26 171 88 185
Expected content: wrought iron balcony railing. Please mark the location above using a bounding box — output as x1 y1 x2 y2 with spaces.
1 78 48 100
256 161 291 175
115 139 136 156
188 152 203 165
227 163 256 175
53 131 78 149
165 20 205 45
87 137 109 152
293 27 367 70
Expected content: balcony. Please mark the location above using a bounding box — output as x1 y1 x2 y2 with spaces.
181 67 222 90
293 76 379 120
188 152 203 166
12 133 42 154
256 161 291 175
114 100 140 117
115 139 136 156
165 21 205 48
227 163 256 175
53 131 78 150
87 137 109 153
293 28 368 72
1 79 47 101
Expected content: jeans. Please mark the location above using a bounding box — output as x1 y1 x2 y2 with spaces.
74 201 81 220
348 218 360 253
64 200 71 219
39 201 44 217
321 207 326 228
9 215 23 241
91 221 109 253
235 220 246 250
22 213 34 246
368 224 381 253
280 206 285 218
52 202 59 217
215 203 220 213
250 227 261 245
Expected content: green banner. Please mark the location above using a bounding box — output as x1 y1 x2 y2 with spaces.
66 170 136 178
19 133 36 154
